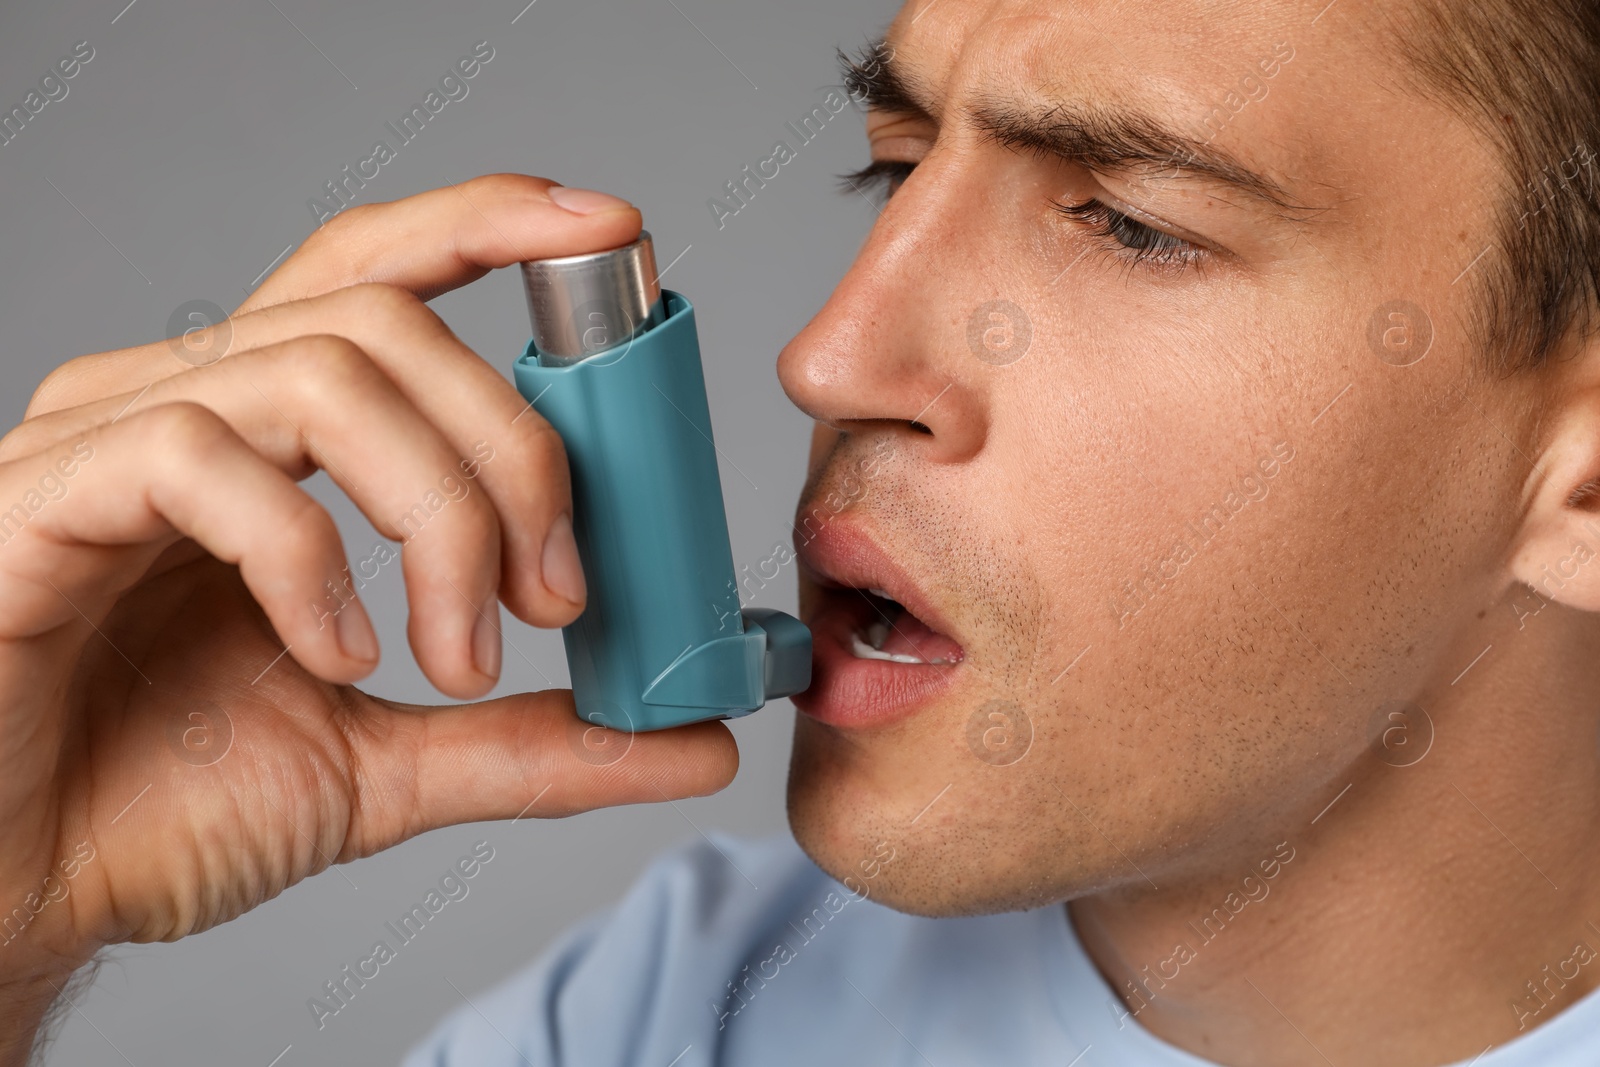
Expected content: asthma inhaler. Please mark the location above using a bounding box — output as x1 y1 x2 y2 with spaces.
513 231 812 733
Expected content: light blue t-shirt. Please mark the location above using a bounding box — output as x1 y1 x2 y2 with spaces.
400 831 1600 1067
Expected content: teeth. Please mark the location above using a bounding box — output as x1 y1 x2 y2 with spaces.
846 589 960 666
850 631 928 664
848 623 958 666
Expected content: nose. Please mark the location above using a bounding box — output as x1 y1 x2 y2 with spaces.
776 173 990 465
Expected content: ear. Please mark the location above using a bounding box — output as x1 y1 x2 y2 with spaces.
1508 391 1600 612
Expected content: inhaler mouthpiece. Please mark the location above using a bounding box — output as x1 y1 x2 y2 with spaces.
520 231 664 364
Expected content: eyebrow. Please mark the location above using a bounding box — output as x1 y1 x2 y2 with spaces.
838 39 927 116
838 38 1308 214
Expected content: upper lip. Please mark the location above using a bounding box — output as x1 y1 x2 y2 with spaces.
794 515 963 647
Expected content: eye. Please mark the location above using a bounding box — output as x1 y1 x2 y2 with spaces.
839 160 916 205
1050 197 1205 271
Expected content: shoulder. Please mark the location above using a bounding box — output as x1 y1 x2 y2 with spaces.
398 830 833 1067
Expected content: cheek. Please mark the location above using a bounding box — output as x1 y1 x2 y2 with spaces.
1004 310 1509 853
784 264 1525 906
884 308 1381 869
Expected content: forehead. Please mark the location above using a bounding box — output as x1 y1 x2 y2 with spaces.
881 0 1488 221
892 0 1299 104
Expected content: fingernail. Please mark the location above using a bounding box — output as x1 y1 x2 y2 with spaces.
337 598 380 663
473 599 502 680
541 513 587 605
547 185 634 215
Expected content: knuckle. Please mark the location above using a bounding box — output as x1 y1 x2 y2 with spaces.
338 281 428 329
425 463 494 531
0 421 45 463
509 412 570 479
25 356 97 420
465 172 557 204
281 333 376 390
323 200 378 236
137 401 234 466
277 492 340 559
335 697 428 857
295 203 378 264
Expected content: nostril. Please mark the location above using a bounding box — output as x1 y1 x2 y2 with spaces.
908 420 933 435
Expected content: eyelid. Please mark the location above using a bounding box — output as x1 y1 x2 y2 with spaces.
1051 196 1202 269
865 107 935 144
1088 179 1222 254
843 146 1228 274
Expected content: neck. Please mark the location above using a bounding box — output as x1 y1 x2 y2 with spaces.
1071 598 1600 1067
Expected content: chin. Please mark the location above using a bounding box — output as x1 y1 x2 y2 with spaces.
785 709 1098 919
783 491 1102 915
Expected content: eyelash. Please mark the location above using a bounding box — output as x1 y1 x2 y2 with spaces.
841 160 1206 272
1049 198 1204 271
839 160 914 203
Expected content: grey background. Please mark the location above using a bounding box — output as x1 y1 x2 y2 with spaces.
0 0 893 1062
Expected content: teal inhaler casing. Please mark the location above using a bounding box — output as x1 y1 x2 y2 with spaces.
512 231 811 733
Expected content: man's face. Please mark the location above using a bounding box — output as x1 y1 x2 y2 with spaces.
778 0 1543 914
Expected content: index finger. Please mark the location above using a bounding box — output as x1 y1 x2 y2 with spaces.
238 173 643 313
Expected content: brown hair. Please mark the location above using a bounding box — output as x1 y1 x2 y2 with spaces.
1392 0 1600 373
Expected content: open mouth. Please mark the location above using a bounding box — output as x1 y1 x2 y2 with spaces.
792 519 966 729
848 587 964 666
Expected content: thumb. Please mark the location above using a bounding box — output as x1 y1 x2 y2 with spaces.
336 687 739 857
240 173 644 313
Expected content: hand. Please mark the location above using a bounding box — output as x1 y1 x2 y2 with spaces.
0 175 738 1063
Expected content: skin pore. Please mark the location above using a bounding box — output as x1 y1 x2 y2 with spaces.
777 1 1600 1064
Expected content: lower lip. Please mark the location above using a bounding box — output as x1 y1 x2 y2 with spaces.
793 591 962 730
